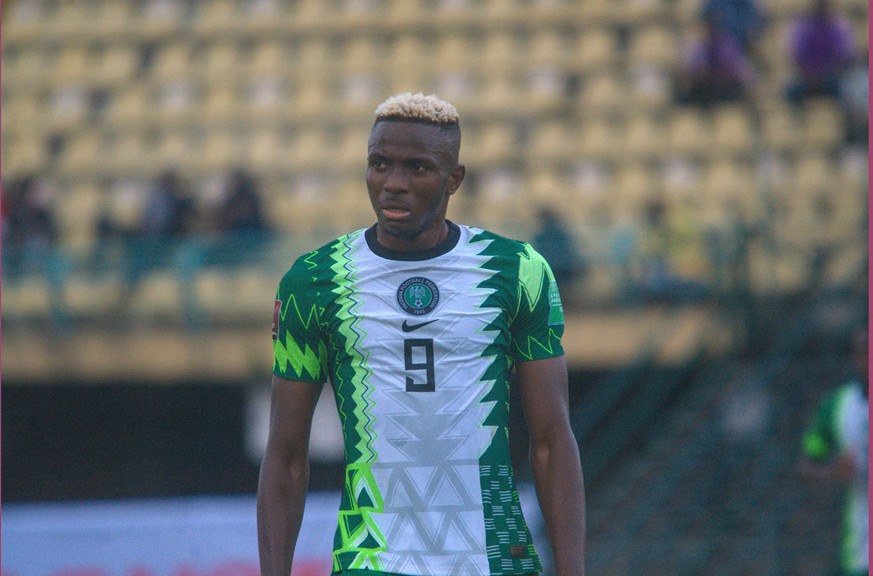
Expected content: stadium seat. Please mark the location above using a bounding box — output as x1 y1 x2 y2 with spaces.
627 25 679 69
2 45 48 86
528 121 578 163
711 105 755 158
1 132 48 179
141 0 186 35
195 0 240 34
572 29 618 73
52 46 90 86
203 84 241 123
151 43 194 81
760 103 802 153
623 113 665 161
614 163 662 215
578 117 623 162
58 130 103 176
801 99 846 151
92 44 139 88
577 72 630 115
201 42 243 81
56 181 103 247
106 86 152 128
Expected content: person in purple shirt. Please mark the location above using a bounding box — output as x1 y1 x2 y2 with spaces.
786 0 857 104
675 15 756 107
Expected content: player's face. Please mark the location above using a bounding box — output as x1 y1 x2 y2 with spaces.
366 120 465 251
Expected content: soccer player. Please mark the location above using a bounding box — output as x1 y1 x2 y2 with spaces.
800 324 868 576
257 93 586 576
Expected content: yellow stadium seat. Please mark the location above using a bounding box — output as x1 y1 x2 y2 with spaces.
627 25 679 69
761 104 801 153
2 45 47 85
51 181 99 248
92 45 139 87
201 42 242 80
196 0 240 34
51 45 90 86
2 134 48 178
93 1 135 35
250 40 289 78
106 86 152 128
623 113 664 161
247 128 290 172
141 0 186 35
614 163 661 213
151 43 194 81
529 121 578 163
573 29 618 72
578 118 623 162
58 130 102 176
577 72 629 115
203 84 241 123
199 131 240 171
711 105 755 157
464 123 517 167
801 99 846 151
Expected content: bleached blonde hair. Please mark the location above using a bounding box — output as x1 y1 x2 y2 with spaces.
374 92 460 125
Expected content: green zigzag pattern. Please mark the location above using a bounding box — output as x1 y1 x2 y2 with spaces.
326 233 386 572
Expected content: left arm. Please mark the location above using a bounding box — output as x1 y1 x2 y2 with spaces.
517 355 586 576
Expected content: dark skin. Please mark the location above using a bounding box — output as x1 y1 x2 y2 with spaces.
258 118 586 576
365 120 465 252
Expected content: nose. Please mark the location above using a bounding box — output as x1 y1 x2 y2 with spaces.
383 165 409 194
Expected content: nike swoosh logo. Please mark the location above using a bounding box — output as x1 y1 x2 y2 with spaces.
401 319 439 332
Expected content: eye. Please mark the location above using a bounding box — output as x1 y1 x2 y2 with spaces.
369 158 388 170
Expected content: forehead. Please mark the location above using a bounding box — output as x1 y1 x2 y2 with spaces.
368 120 449 156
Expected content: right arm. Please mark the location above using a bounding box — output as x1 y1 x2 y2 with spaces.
257 374 324 576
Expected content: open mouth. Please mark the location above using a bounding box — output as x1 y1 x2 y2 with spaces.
381 206 411 220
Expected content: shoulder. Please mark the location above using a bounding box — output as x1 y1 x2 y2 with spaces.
278 230 365 291
461 224 542 262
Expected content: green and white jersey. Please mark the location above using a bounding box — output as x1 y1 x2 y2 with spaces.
803 381 869 575
273 222 565 576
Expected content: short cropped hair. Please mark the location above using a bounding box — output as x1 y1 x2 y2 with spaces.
374 92 460 125
373 93 462 163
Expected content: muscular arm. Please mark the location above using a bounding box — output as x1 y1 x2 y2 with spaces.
257 374 323 576
516 355 586 576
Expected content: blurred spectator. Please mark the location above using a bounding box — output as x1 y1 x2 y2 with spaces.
122 169 199 288
702 0 766 54
675 15 756 107
140 169 198 239
214 168 267 235
531 206 586 301
839 53 868 147
2 175 58 271
800 324 868 576
629 198 710 304
785 0 857 105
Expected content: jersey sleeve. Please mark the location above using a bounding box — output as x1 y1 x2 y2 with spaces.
272 253 330 383
510 242 565 362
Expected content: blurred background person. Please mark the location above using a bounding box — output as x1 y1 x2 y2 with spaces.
674 12 757 107
785 0 857 104
701 0 767 54
531 205 587 307
800 325 868 576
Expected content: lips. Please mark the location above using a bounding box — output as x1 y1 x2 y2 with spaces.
380 203 411 220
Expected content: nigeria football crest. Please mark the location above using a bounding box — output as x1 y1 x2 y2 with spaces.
397 277 439 315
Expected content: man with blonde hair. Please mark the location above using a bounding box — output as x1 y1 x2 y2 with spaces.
257 93 586 576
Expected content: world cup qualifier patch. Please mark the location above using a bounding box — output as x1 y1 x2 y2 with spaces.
397 277 439 316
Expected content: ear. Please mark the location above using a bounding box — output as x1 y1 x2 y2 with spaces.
446 164 466 196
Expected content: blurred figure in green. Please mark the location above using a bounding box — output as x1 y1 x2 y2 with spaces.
800 324 868 576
